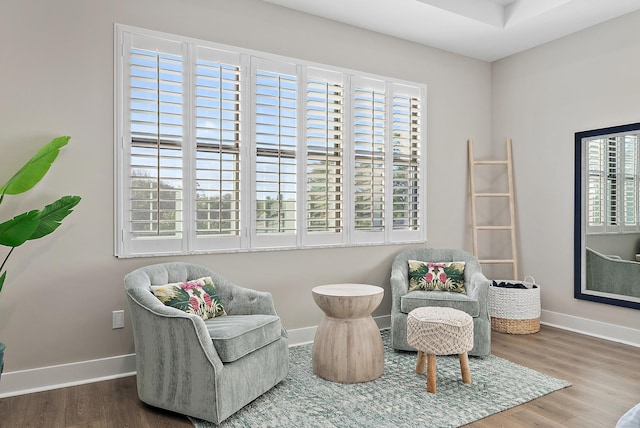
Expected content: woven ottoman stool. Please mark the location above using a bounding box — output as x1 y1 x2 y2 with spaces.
407 307 474 393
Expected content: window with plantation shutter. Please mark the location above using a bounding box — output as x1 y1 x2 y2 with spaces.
585 132 640 235
390 85 422 240
586 139 605 232
352 77 386 243
252 60 298 248
124 33 186 256
304 68 345 246
622 135 638 228
116 25 426 257
193 47 244 250
606 138 618 228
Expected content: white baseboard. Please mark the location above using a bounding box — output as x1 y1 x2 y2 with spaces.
3 311 636 399
541 309 640 348
287 325 317 347
0 353 136 399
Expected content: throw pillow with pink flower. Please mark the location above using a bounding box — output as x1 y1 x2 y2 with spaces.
407 260 466 292
150 276 226 320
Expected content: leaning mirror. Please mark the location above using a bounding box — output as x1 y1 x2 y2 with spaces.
575 122 640 309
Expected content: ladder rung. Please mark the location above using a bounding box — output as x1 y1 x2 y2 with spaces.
474 193 510 197
473 160 508 165
477 225 513 230
479 259 515 264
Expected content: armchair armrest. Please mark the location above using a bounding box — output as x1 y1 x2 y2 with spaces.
127 292 225 372
466 271 491 317
467 271 490 297
390 259 410 313
221 282 278 316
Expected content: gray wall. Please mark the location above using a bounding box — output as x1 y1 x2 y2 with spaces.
587 234 640 261
0 0 491 371
491 11 640 329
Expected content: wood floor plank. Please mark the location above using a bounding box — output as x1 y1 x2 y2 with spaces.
522 394 577 424
20 390 66 428
64 381 105 427
0 325 637 427
0 394 27 428
507 407 569 427
99 377 151 428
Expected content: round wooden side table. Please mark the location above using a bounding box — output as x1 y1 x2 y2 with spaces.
311 283 384 383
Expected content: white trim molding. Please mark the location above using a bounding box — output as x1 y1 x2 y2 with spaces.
541 309 640 348
0 353 137 399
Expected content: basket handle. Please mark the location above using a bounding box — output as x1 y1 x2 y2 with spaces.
523 275 536 289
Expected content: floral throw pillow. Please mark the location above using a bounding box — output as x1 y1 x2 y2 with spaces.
408 260 466 293
150 276 226 320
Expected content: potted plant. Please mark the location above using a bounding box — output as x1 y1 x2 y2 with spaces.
0 136 81 379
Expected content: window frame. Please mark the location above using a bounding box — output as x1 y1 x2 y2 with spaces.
115 24 427 257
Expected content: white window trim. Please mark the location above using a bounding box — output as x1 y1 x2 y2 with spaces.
114 24 427 258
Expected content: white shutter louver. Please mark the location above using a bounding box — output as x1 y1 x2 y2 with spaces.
195 48 242 239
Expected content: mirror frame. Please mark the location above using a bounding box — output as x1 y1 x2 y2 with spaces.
574 122 640 310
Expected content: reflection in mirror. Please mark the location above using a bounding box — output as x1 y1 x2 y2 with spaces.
575 122 640 309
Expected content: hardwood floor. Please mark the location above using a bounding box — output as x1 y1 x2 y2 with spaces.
468 325 640 428
0 325 638 427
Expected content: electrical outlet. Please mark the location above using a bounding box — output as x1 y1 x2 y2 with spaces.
112 310 125 329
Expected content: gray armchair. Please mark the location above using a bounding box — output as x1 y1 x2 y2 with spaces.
124 262 289 424
391 248 491 356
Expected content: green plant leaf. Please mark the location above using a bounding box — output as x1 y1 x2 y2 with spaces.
162 287 192 312
29 195 82 240
0 210 40 247
0 271 5 294
0 136 70 197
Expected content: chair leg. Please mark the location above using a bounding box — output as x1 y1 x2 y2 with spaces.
426 353 437 393
459 352 471 384
415 350 426 374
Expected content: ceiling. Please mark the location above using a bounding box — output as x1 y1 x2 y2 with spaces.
262 0 640 61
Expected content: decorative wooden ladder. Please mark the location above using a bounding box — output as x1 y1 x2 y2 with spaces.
468 139 518 279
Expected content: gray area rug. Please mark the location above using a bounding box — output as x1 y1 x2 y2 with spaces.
191 329 570 428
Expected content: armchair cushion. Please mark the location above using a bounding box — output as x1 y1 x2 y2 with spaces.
408 260 466 292
150 276 226 320
401 290 480 317
205 314 282 363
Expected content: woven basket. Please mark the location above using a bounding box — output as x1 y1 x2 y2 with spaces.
489 276 540 334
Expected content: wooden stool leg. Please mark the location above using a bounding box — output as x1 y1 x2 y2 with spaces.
459 352 471 384
426 353 437 393
415 350 426 374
